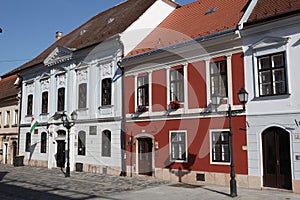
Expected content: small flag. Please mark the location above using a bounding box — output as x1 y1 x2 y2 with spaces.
30 117 38 134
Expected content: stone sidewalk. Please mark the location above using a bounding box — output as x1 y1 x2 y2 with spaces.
0 164 300 200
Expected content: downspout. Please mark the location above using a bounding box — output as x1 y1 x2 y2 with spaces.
116 37 127 176
16 75 23 155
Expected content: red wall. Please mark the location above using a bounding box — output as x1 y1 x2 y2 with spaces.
231 53 245 105
125 76 135 114
126 116 248 175
188 61 207 108
152 69 167 112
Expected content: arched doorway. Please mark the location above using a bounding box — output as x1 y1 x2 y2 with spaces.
262 127 292 190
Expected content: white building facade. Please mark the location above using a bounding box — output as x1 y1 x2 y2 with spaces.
242 6 300 193
17 0 177 175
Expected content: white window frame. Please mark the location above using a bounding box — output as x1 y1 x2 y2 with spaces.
251 37 290 98
14 109 18 125
206 56 233 106
210 129 231 165
5 110 10 126
169 130 187 163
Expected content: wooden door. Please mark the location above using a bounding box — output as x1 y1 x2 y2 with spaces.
56 140 66 168
138 138 153 176
262 128 292 190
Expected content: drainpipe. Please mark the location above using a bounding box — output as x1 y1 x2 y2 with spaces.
116 37 127 176
15 75 23 155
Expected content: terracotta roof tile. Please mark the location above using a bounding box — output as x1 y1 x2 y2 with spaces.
0 74 19 100
247 0 300 24
128 0 249 56
5 0 159 77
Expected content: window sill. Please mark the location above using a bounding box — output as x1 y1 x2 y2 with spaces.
253 93 291 101
170 159 188 163
77 108 88 111
40 113 49 116
211 161 230 165
98 105 113 109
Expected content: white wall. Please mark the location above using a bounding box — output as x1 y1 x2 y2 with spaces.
242 15 300 180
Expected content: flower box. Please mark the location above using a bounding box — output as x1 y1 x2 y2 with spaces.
137 105 148 113
169 100 180 110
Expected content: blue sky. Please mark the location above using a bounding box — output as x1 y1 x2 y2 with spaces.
0 0 195 77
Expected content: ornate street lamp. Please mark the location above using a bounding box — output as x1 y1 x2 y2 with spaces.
229 87 248 197
53 111 77 177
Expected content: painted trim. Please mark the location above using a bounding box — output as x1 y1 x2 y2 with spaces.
169 130 188 163
209 129 231 165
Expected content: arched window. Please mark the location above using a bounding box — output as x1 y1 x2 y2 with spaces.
41 132 47 153
25 132 31 152
102 130 111 157
78 131 86 156
102 78 112 106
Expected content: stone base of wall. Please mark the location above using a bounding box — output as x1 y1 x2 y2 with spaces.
153 168 252 188
83 164 121 176
293 180 300 194
24 159 48 168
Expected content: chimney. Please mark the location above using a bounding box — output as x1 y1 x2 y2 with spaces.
56 31 63 41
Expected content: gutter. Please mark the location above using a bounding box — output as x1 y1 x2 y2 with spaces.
122 28 237 63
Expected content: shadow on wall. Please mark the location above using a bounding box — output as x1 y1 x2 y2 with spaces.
164 154 196 182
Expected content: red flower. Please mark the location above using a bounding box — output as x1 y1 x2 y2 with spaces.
169 100 180 109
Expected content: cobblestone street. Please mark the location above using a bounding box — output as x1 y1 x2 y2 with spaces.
0 164 167 199
1 164 300 200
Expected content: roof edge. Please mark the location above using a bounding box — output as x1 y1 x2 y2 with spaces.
122 28 237 64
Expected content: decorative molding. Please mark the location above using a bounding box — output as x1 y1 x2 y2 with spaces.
57 74 66 87
101 62 113 77
41 79 50 91
44 46 73 66
26 83 34 94
250 36 290 50
77 69 88 83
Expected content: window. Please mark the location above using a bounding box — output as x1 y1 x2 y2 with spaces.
210 60 228 103
170 131 187 162
211 131 230 163
25 132 31 152
27 94 33 115
41 132 47 153
57 88 65 111
137 75 149 106
78 131 86 156
258 52 287 96
41 92 48 114
102 78 112 106
102 130 111 157
14 110 18 125
170 68 184 102
78 83 87 109
5 110 10 127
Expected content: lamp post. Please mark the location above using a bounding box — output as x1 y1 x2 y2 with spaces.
229 88 248 197
53 111 78 177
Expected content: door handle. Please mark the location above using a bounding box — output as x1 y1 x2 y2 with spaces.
277 160 280 165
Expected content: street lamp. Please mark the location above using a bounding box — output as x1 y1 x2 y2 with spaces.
53 111 78 177
228 87 248 197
